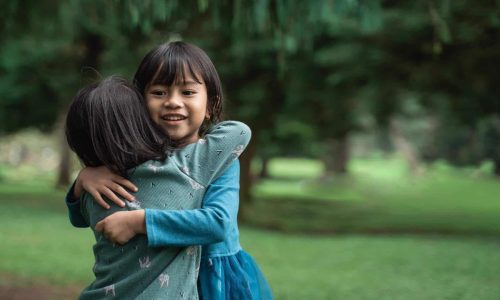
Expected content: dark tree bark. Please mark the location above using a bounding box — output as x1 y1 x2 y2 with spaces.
258 155 270 179
390 119 421 175
323 135 350 177
55 107 71 188
56 130 71 188
238 136 258 221
494 159 500 177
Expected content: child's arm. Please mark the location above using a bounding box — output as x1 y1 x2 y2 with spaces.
95 160 240 246
65 182 89 228
146 159 240 247
95 210 146 244
64 166 138 227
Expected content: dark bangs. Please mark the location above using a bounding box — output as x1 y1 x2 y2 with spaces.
152 50 204 88
134 41 223 130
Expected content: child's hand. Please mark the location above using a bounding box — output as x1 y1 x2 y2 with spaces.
95 210 146 245
75 166 138 209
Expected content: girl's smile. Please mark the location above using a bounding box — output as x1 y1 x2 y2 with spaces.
161 114 187 121
161 113 188 125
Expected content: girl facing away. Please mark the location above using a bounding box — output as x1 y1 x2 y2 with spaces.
66 42 273 299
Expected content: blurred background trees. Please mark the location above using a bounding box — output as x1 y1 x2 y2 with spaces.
2 3 499 298
1 0 498 203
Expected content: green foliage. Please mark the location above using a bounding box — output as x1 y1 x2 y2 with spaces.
0 0 498 169
421 115 500 167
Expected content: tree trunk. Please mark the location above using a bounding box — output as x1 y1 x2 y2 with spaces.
390 119 421 175
323 135 350 177
81 33 104 70
56 131 72 188
494 158 500 177
55 109 71 188
258 155 270 179
238 136 257 221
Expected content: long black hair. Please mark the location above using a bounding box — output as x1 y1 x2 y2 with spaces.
65 76 168 176
133 41 223 135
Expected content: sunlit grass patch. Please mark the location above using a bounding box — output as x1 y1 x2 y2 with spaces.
241 228 500 300
0 202 94 285
1 157 500 299
250 157 500 234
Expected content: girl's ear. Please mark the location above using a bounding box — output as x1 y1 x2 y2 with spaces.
205 110 210 120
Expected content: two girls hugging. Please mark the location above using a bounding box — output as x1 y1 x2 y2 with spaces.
65 42 273 299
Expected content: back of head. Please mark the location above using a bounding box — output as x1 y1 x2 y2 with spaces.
134 41 223 133
65 76 168 176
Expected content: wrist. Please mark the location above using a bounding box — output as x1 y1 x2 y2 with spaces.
131 210 146 234
74 177 84 198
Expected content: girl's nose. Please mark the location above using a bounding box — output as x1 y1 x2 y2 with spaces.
163 93 183 108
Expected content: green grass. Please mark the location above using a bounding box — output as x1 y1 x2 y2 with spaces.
1 157 500 299
242 230 500 300
2 187 500 299
0 182 94 285
249 157 500 234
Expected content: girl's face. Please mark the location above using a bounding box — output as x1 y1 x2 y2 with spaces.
145 75 209 146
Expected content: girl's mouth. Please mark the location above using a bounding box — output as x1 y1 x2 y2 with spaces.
161 114 187 121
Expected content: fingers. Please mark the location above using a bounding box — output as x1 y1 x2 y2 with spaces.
80 166 135 208
96 226 128 245
95 219 114 242
89 190 111 210
80 167 139 208
110 181 136 202
114 177 138 194
100 187 126 208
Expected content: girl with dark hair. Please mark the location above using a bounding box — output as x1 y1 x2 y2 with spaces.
65 76 168 176
66 42 273 299
65 76 251 299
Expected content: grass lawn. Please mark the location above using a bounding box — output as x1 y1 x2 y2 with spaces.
243 230 500 300
249 157 500 234
0 180 95 285
1 157 500 299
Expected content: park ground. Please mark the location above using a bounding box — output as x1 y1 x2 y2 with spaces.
1 157 500 299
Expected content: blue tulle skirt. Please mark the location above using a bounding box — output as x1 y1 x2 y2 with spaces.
198 250 273 300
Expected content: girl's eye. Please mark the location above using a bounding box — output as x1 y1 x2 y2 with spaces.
151 90 167 97
182 90 196 96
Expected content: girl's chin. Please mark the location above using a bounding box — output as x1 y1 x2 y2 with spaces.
168 134 200 146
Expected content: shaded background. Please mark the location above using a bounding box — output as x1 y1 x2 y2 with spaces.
0 1 499 299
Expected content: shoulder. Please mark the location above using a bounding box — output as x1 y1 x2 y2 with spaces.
205 121 251 139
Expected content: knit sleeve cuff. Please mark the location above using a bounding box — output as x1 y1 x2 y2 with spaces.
145 208 159 247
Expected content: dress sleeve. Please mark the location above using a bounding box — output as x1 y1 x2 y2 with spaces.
174 121 251 187
145 160 240 247
65 182 89 228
